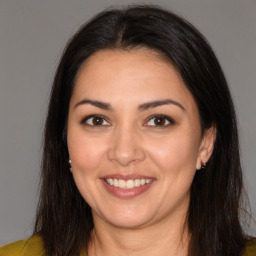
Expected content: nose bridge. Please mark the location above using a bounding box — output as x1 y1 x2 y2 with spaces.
107 122 145 166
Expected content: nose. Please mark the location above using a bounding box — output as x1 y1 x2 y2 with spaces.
107 126 146 166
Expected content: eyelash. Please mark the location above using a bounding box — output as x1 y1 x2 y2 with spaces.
80 114 175 127
81 114 110 126
145 114 175 127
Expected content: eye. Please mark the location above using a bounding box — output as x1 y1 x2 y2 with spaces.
81 115 110 126
145 115 174 127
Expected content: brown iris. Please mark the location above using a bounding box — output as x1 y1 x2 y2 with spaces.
154 117 166 126
92 117 104 125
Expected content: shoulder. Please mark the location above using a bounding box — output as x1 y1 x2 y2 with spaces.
243 238 256 256
0 235 45 256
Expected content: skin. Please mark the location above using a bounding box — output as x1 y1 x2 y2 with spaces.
67 49 215 256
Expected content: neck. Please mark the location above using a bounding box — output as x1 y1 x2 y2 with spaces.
88 211 190 256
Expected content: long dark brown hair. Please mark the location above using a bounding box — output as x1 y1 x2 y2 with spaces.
34 5 250 256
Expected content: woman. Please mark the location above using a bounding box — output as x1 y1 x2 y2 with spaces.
0 5 255 256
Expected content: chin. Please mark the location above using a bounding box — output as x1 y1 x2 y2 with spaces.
107 215 152 229
95 206 157 229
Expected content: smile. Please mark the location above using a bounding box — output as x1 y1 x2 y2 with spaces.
105 178 152 189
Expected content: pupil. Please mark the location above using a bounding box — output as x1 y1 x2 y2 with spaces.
155 117 165 125
93 117 103 125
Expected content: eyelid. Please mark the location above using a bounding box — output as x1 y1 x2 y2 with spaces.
81 114 111 126
80 114 174 127
144 114 175 127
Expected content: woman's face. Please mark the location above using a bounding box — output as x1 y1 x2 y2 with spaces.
67 49 213 229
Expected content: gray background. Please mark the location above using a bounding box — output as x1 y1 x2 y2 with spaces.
0 0 255 246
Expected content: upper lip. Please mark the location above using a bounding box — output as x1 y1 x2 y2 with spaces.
100 174 155 181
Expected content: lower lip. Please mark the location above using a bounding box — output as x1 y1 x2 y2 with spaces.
101 179 155 199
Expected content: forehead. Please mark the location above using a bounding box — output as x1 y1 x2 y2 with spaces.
76 48 178 82
71 49 197 112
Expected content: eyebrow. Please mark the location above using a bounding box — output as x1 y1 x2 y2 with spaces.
138 99 185 112
74 98 185 112
74 99 113 110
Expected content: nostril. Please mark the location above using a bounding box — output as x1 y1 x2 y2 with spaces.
107 129 146 166
107 145 146 166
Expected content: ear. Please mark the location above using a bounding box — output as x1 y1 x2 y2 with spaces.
196 125 216 170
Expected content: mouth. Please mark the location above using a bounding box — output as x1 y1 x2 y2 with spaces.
105 178 152 189
101 175 155 199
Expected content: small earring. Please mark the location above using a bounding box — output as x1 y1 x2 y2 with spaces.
68 159 72 172
201 162 207 170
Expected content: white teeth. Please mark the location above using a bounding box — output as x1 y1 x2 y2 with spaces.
106 179 114 185
134 179 140 187
118 179 126 189
105 178 152 189
126 180 134 189
113 179 118 187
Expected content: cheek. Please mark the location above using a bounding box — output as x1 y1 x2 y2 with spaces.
146 132 200 176
68 132 108 173
67 133 108 206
